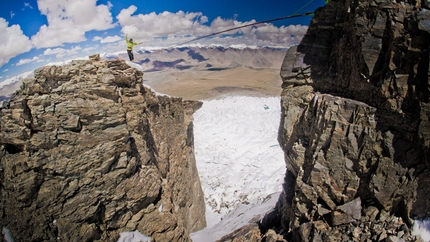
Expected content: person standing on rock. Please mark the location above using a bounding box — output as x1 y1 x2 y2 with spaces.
125 34 141 61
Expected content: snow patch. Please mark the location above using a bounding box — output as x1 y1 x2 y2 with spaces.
2 227 14 242
125 61 144 72
191 192 281 242
117 231 151 242
413 219 430 241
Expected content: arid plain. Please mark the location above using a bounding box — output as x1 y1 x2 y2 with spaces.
143 67 283 100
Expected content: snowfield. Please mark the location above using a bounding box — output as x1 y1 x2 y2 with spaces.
190 96 286 241
115 95 430 242
116 95 286 242
192 96 285 227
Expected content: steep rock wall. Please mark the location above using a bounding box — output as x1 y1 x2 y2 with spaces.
277 0 430 241
0 55 205 241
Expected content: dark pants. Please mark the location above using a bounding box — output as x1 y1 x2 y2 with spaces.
127 50 134 61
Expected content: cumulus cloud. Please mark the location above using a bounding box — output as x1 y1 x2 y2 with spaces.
93 35 122 43
31 0 115 49
116 7 213 39
116 6 308 48
16 56 41 66
43 46 82 58
249 24 308 43
0 18 33 68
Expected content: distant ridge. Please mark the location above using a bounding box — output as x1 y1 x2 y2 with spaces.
125 46 288 72
0 46 287 103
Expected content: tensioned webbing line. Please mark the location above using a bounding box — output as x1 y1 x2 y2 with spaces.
173 0 315 47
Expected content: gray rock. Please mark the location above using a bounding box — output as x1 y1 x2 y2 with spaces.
280 45 312 87
0 55 205 241
332 198 362 226
275 0 429 241
418 9 430 33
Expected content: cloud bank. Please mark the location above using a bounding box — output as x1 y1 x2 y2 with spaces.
31 0 115 48
0 18 33 67
0 1 309 69
116 6 308 48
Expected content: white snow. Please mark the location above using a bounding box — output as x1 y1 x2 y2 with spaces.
191 96 285 226
191 192 281 242
117 231 151 242
0 71 33 89
413 220 430 242
126 61 144 71
118 96 286 242
190 96 286 241
2 227 14 242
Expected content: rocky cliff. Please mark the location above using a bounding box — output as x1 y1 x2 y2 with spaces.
0 54 206 241
219 0 430 241
277 0 429 241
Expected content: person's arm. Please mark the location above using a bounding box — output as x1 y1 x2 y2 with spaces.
125 34 130 44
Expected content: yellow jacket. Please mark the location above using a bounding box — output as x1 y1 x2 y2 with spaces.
126 36 140 50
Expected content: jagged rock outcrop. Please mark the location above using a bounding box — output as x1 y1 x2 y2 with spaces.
0 54 206 241
277 0 430 241
219 0 430 241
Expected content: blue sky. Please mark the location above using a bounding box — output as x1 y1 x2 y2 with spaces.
0 0 325 83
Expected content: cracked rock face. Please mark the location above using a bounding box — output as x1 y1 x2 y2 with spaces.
0 55 206 242
277 0 430 241
219 0 430 241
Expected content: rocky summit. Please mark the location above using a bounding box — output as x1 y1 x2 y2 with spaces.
0 54 206 241
220 0 430 241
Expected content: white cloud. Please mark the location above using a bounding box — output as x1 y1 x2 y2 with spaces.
0 18 33 68
31 0 115 49
249 24 308 43
16 56 40 66
107 1 113 9
10 11 15 19
93 35 121 43
116 7 213 39
23 2 33 9
43 46 82 58
3 69 9 72
116 6 308 48
82 46 98 53
43 48 65 56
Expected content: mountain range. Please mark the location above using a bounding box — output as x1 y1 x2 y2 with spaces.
0 46 287 104
113 46 287 71
0 71 33 102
